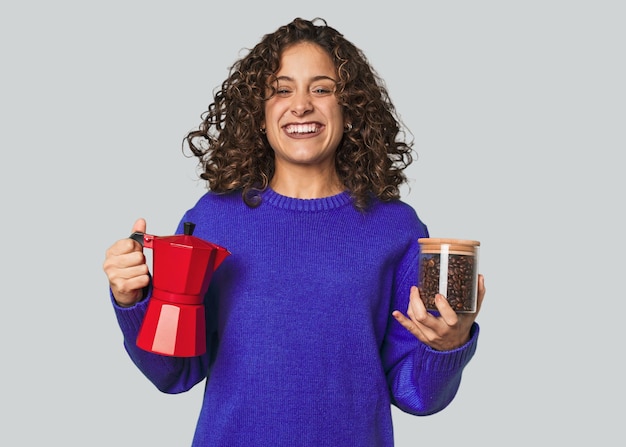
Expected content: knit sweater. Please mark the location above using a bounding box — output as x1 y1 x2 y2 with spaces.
112 188 479 447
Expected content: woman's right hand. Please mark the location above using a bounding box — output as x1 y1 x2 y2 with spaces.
103 218 150 307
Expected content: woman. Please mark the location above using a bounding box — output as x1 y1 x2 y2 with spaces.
103 17 486 447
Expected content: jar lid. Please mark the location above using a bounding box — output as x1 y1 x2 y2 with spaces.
418 238 480 254
418 238 480 246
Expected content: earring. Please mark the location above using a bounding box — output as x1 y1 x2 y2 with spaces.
260 127 266 134
344 123 353 132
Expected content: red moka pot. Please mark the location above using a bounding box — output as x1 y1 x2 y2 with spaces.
131 222 230 357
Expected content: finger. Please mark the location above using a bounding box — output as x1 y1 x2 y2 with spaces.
475 274 486 314
132 218 146 234
109 263 149 286
407 286 429 321
408 287 447 335
106 238 142 257
434 294 459 326
103 250 145 278
392 310 424 340
117 250 147 269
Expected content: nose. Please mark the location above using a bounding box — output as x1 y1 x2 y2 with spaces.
291 90 313 116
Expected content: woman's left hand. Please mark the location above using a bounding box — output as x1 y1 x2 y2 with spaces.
392 274 486 351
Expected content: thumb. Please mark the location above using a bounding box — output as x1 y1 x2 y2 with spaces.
131 218 147 234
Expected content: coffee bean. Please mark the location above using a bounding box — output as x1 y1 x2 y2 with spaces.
418 253 477 313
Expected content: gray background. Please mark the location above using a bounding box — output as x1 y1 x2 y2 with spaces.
1 0 624 445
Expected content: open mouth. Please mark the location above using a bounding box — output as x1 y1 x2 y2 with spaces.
284 123 321 135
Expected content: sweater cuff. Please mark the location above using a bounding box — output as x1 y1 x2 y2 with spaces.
110 285 152 335
415 322 480 372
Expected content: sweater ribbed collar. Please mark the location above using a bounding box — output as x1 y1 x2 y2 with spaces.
262 188 352 211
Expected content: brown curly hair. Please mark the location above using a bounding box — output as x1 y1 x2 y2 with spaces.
184 17 414 210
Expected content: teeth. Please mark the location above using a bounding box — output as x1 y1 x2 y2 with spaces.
285 124 319 134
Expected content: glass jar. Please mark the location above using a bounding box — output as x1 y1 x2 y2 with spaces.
417 238 480 313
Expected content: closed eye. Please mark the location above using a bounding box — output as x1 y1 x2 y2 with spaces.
312 87 333 95
276 87 292 96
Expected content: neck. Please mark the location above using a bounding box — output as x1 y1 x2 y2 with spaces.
270 167 344 199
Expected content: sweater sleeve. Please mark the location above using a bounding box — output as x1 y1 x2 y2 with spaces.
111 284 210 394
380 237 480 416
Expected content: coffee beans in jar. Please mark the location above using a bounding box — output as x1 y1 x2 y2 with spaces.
417 238 480 313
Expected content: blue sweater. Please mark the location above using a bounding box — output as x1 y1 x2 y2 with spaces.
113 189 479 446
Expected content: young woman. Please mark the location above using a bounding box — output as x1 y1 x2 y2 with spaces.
103 17 486 447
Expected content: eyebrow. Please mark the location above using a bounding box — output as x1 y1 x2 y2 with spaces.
275 75 337 83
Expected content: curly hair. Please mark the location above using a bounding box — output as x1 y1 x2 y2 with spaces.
184 17 414 210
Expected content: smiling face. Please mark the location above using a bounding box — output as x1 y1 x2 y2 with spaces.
263 42 345 184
